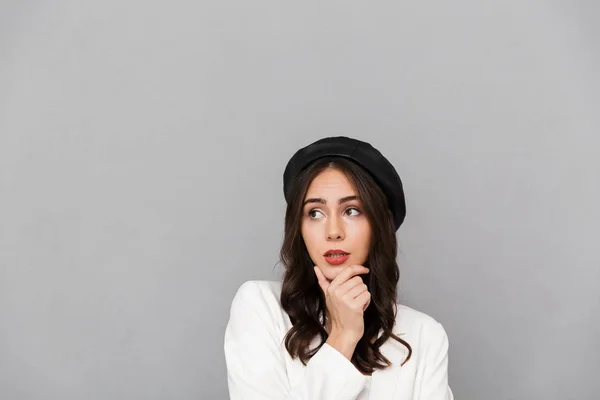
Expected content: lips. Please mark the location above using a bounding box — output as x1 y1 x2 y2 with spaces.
323 249 349 256
323 249 350 266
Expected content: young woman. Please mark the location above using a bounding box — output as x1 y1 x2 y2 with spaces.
224 136 454 399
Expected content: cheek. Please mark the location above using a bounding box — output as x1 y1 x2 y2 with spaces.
363 227 372 249
349 223 372 260
348 221 371 244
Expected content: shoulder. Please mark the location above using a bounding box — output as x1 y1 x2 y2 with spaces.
394 304 443 331
393 303 450 356
231 280 282 305
229 280 285 321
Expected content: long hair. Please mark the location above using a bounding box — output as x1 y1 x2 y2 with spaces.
279 157 412 375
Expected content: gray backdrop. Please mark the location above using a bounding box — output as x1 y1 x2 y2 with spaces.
1 1 599 399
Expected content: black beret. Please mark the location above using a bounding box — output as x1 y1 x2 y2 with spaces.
283 136 406 230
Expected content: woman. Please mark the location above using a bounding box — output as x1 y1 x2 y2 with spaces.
224 136 454 399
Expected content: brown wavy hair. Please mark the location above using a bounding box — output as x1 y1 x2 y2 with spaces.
279 156 412 375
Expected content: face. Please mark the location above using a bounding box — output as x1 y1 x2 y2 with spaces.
301 168 372 282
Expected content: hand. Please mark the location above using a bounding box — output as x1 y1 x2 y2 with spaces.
314 265 371 360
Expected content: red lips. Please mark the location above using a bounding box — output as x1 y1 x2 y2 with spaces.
323 249 350 266
323 249 349 256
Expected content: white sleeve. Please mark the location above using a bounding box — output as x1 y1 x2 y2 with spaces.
224 281 368 400
418 321 454 400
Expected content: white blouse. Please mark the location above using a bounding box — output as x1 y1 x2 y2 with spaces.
357 376 372 399
224 280 454 400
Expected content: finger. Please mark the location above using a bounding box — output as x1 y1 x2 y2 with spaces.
337 275 364 293
343 283 368 300
329 265 369 290
363 295 371 312
351 291 371 312
313 266 330 294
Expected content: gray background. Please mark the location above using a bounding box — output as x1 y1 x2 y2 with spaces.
1 1 599 399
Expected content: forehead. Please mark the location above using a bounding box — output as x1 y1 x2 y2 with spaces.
304 168 356 198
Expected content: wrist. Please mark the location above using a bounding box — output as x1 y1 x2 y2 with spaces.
326 330 359 360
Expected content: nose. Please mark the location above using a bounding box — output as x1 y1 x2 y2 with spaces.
326 214 345 241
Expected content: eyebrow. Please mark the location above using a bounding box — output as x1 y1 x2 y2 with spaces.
303 195 358 206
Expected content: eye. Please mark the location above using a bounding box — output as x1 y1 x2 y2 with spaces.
345 207 361 216
308 209 325 219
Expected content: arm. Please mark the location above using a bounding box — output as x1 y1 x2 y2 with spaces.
418 321 454 400
224 281 367 400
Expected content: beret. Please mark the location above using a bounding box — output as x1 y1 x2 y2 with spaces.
283 136 406 230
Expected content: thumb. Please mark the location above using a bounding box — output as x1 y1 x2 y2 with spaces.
313 266 330 294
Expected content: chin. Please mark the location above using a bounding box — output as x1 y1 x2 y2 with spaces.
321 264 348 281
